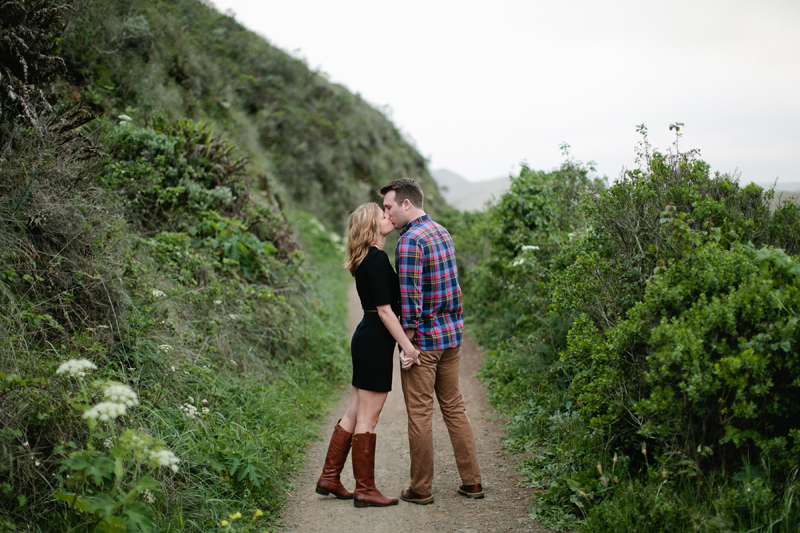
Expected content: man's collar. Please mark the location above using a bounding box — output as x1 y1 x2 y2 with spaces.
400 214 430 236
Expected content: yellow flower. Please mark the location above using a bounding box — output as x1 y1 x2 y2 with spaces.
253 509 264 519
220 520 229 527
228 512 242 520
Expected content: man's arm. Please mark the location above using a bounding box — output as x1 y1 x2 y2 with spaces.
396 237 423 332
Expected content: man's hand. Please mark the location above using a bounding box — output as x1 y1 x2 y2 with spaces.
400 329 420 370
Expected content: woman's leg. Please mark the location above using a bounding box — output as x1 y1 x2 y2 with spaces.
339 386 360 433
354 389 388 434
351 387 397 507
316 387 361 499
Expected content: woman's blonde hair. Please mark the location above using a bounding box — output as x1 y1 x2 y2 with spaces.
344 202 381 276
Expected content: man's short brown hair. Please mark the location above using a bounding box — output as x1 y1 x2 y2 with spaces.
380 178 424 209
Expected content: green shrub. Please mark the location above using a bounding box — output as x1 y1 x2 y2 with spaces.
449 128 800 530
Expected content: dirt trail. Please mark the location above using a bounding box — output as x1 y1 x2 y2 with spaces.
280 284 550 532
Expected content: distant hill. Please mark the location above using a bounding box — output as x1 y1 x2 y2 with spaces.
432 169 510 211
749 181 800 207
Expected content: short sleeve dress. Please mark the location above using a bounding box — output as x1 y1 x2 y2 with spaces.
351 247 401 392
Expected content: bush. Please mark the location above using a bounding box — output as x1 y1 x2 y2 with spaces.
449 128 800 531
0 116 350 531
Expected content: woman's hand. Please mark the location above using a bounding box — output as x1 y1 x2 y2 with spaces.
400 346 421 370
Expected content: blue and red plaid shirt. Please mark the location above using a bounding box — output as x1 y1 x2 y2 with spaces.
395 214 463 350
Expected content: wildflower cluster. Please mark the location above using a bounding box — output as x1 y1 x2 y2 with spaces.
83 401 127 422
103 383 140 407
151 289 166 298
56 359 97 377
149 449 180 472
181 403 198 418
181 397 210 418
220 509 265 527
121 430 152 453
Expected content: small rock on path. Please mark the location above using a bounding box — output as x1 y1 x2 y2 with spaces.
279 284 551 532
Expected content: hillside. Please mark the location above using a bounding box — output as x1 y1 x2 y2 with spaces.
60 0 446 230
432 168 510 211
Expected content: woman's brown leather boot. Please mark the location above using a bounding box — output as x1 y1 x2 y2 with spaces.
351 432 399 508
315 420 354 499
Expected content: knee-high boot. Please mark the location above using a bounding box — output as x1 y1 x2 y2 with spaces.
315 420 354 499
351 432 399 508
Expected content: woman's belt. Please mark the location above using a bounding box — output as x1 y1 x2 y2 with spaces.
363 309 377 313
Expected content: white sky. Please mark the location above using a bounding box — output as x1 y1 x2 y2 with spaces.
211 0 800 185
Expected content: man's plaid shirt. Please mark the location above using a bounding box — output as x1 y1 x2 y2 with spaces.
395 214 463 350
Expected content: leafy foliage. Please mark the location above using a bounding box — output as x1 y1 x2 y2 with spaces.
0 0 71 130
450 128 800 531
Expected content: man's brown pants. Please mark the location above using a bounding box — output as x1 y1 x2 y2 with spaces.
400 345 481 495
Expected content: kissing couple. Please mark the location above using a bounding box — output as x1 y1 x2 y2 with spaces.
315 178 483 508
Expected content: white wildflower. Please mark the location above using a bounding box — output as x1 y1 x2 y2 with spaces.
201 407 210 415
56 359 97 377
83 402 127 422
103 437 114 449
213 299 222 305
142 489 156 504
180 403 198 419
35 460 41 466
151 289 166 298
187 396 194 404
158 344 173 353
149 449 180 472
511 258 525 267
103 383 139 407
201 399 208 405
521 245 540 251
228 314 238 320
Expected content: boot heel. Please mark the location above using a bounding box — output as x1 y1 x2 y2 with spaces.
315 485 330 496
354 500 368 508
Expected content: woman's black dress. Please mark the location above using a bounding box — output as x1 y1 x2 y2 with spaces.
351 247 401 393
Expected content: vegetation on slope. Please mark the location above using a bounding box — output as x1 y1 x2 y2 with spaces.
0 0 436 531
447 131 800 532
59 0 445 231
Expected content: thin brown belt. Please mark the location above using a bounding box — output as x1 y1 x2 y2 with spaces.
363 309 377 313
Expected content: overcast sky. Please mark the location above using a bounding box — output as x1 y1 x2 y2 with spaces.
210 0 800 186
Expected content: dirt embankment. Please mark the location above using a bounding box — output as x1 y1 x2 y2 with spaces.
279 284 550 532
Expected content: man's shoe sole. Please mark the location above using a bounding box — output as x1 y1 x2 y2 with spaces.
457 487 484 499
400 494 434 505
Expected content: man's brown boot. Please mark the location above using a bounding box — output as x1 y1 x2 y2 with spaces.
351 432 399 508
315 420 354 499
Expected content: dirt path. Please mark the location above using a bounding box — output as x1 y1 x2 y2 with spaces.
280 284 550 532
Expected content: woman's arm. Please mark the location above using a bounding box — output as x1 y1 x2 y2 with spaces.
376 304 419 361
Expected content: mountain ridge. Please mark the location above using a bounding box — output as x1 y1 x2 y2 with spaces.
432 168 510 211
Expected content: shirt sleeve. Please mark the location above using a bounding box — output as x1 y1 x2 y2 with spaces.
396 236 423 330
368 250 394 307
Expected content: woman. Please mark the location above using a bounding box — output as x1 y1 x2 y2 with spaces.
315 202 420 508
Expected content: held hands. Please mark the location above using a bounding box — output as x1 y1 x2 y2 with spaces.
399 346 421 371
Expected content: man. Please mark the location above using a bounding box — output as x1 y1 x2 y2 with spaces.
380 177 482 505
